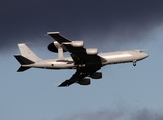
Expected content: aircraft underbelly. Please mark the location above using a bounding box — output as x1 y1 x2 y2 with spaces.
48 62 74 69
33 61 75 69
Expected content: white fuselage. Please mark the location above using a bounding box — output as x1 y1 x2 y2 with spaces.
23 50 149 69
100 50 147 65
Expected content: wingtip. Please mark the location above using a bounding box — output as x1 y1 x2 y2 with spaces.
47 32 60 35
58 84 69 87
18 42 32 46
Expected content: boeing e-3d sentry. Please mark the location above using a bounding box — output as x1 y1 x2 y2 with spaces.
14 32 149 87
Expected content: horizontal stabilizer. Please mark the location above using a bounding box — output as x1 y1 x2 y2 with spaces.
17 66 31 72
14 55 34 65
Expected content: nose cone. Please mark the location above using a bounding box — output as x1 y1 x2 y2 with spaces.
141 52 149 59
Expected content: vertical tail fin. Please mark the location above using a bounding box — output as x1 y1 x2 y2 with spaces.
18 43 42 62
14 43 42 72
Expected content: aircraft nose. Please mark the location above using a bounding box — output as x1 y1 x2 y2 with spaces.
141 52 149 58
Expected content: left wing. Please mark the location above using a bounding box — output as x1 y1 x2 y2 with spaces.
58 67 88 87
47 32 102 87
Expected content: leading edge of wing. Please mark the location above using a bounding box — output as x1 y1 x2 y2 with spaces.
47 32 70 43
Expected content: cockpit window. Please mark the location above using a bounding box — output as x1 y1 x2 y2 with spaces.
135 50 143 53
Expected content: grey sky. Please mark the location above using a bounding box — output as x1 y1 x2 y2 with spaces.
1 0 163 50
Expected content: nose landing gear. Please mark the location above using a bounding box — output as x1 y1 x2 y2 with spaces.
133 60 136 66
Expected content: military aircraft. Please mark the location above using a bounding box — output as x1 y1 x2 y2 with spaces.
14 32 149 87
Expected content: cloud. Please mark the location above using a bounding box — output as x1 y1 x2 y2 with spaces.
131 109 163 120
56 109 163 120
57 109 124 120
1 0 163 51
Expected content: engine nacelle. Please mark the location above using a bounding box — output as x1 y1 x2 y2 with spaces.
72 41 84 47
48 42 67 53
77 78 90 85
63 41 84 47
90 72 102 79
86 48 98 55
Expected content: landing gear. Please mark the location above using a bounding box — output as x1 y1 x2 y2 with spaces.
133 60 136 66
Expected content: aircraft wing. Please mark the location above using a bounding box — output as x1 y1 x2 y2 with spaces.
47 32 102 64
58 68 87 87
47 32 71 43
48 32 102 86
58 63 101 87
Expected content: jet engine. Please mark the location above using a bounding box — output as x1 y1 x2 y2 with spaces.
62 41 84 47
90 72 102 79
86 48 98 55
77 78 90 85
48 41 67 53
72 41 84 47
